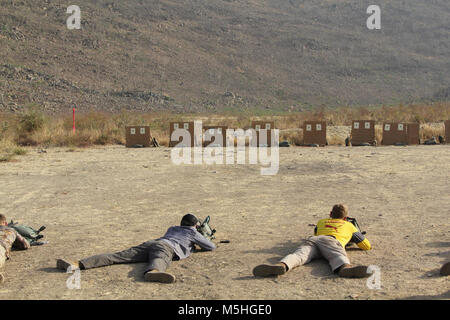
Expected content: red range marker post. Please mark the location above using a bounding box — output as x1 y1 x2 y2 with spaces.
72 108 76 133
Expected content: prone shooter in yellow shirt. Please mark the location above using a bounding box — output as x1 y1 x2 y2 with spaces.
253 204 372 278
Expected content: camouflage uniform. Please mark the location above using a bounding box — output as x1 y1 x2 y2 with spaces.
0 226 30 270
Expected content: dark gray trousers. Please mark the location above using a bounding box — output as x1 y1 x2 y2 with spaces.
79 240 175 274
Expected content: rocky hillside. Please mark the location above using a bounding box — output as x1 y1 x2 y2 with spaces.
1 0 449 113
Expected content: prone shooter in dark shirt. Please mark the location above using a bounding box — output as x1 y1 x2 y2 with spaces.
56 214 216 283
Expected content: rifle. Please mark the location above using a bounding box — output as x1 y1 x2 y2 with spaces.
196 216 216 240
345 217 367 247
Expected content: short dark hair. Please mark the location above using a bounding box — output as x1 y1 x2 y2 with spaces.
0 214 6 224
181 214 198 227
330 204 348 219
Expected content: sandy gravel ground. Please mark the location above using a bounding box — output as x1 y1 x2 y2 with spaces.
0 145 449 300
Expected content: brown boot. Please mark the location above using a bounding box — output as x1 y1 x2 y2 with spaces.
56 259 80 271
253 263 287 277
144 270 176 283
440 262 450 276
338 264 370 278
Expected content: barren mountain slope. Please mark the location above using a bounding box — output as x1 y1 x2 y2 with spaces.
1 0 449 113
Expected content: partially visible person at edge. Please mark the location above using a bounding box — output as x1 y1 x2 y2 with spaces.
0 213 31 283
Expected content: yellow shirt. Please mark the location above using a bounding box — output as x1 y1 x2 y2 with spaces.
314 218 371 250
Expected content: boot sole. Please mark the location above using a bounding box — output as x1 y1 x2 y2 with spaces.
56 259 75 271
144 272 176 283
253 264 286 277
339 266 370 278
440 262 450 276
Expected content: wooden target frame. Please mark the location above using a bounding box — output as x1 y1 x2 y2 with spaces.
203 125 228 147
351 120 376 146
125 126 151 147
382 123 407 145
169 122 195 147
406 123 419 145
382 122 419 145
303 121 327 146
251 121 275 147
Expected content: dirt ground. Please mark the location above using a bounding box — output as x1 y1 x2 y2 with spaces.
0 145 449 300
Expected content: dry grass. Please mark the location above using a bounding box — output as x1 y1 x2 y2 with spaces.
0 103 449 152
280 129 303 146
420 123 445 141
0 139 27 162
326 134 346 146
375 126 383 145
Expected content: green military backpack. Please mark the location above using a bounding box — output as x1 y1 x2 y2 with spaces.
196 216 216 240
7 221 47 246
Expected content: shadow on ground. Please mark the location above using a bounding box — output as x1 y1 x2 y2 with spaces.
402 290 450 300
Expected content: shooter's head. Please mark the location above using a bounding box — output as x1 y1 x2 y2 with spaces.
330 204 349 220
181 213 199 227
0 214 7 226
